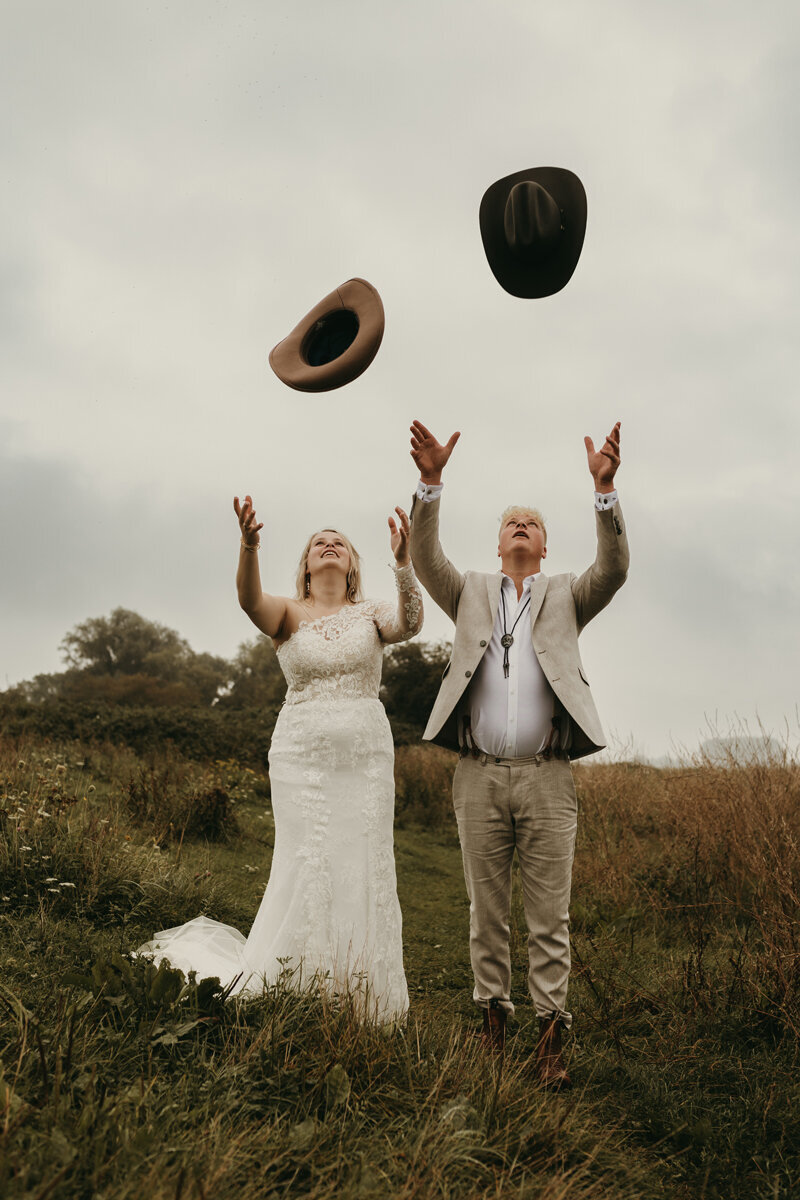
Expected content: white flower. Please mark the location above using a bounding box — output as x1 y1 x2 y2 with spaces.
60 882 76 889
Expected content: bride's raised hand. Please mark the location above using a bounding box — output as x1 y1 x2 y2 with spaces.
388 506 410 566
233 494 263 547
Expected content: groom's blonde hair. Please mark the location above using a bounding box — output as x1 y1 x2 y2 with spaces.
499 505 547 545
295 529 364 602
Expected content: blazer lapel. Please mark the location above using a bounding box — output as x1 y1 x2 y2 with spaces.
528 574 549 630
487 572 548 622
487 572 503 623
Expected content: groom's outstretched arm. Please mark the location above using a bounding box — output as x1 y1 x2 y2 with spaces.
572 421 630 629
408 420 465 623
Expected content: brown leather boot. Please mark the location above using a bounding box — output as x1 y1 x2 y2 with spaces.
535 1017 571 1089
480 1001 507 1054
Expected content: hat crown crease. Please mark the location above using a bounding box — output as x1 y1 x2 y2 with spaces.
504 181 561 263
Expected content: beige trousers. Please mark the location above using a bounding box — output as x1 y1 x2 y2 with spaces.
452 753 578 1026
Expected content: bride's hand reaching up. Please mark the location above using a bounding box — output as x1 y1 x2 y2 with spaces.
388 507 410 566
234 494 263 547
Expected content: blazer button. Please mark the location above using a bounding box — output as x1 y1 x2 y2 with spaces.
465 670 472 678
479 640 487 647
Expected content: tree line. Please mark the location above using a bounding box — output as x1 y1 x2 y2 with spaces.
0 608 451 762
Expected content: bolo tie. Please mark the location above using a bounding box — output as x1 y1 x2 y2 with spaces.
500 589 531 679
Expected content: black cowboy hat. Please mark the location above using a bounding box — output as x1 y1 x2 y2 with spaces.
269 278 385 392
479 167 587 298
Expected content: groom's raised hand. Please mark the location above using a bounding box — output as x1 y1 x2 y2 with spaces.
584 421 621 493
410 420 461 485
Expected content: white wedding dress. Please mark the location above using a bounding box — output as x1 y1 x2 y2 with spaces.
137 566 422 1023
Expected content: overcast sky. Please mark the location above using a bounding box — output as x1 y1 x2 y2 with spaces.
2 0 798 759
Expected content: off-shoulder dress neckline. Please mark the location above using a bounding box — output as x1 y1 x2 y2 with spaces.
276 601 368 652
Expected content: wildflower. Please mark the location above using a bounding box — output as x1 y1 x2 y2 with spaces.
60 882 76 889
45 877 59 883
17 760 26 769
20 846 32 852
87 785 96 794
55 764 67 774
47 888 60 894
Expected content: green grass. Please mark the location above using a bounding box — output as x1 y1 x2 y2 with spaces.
1 738 799 1198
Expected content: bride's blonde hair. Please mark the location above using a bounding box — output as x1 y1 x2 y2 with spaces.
295 528 364 603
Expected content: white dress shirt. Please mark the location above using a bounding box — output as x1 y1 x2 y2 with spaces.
416 479 619 759
463 572 555 756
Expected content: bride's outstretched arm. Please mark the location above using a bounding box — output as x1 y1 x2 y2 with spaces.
233 495 290 638
375 506 424 644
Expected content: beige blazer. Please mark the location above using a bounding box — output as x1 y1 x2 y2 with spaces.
408 494 630 760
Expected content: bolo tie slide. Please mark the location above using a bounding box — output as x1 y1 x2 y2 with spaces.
500 590 531 679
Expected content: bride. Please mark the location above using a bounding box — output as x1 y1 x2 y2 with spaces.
137 494 423 1023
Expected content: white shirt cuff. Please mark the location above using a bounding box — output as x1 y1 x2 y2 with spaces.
594 489 619 511
416 480 444 502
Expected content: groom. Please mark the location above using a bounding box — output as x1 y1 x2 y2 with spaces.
408 419 629 1088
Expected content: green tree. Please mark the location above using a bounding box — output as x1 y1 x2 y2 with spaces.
380 640 452 741
61 608 190 678
58 608 230 704
219 637 287 710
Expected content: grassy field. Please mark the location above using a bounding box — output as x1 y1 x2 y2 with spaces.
1 735 799 1199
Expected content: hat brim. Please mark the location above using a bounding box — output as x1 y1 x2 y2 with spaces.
269 278 385 392
479 167 587 299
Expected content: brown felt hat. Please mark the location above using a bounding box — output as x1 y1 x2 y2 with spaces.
479 167 587 298
269 278 385 392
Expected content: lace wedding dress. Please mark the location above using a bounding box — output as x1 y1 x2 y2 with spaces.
137 565 422 1023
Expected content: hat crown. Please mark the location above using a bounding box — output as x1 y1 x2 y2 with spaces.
503 181 563 264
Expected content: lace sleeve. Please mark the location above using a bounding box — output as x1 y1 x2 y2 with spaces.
372 564 424 645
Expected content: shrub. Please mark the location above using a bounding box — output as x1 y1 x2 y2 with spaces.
0 698 279 765
125 755 238 845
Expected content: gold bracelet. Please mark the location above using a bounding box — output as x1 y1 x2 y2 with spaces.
240 538 260 552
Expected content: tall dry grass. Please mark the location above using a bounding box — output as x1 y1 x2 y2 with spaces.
394 744 456 828
572 745 800 1035
0 737 232 927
